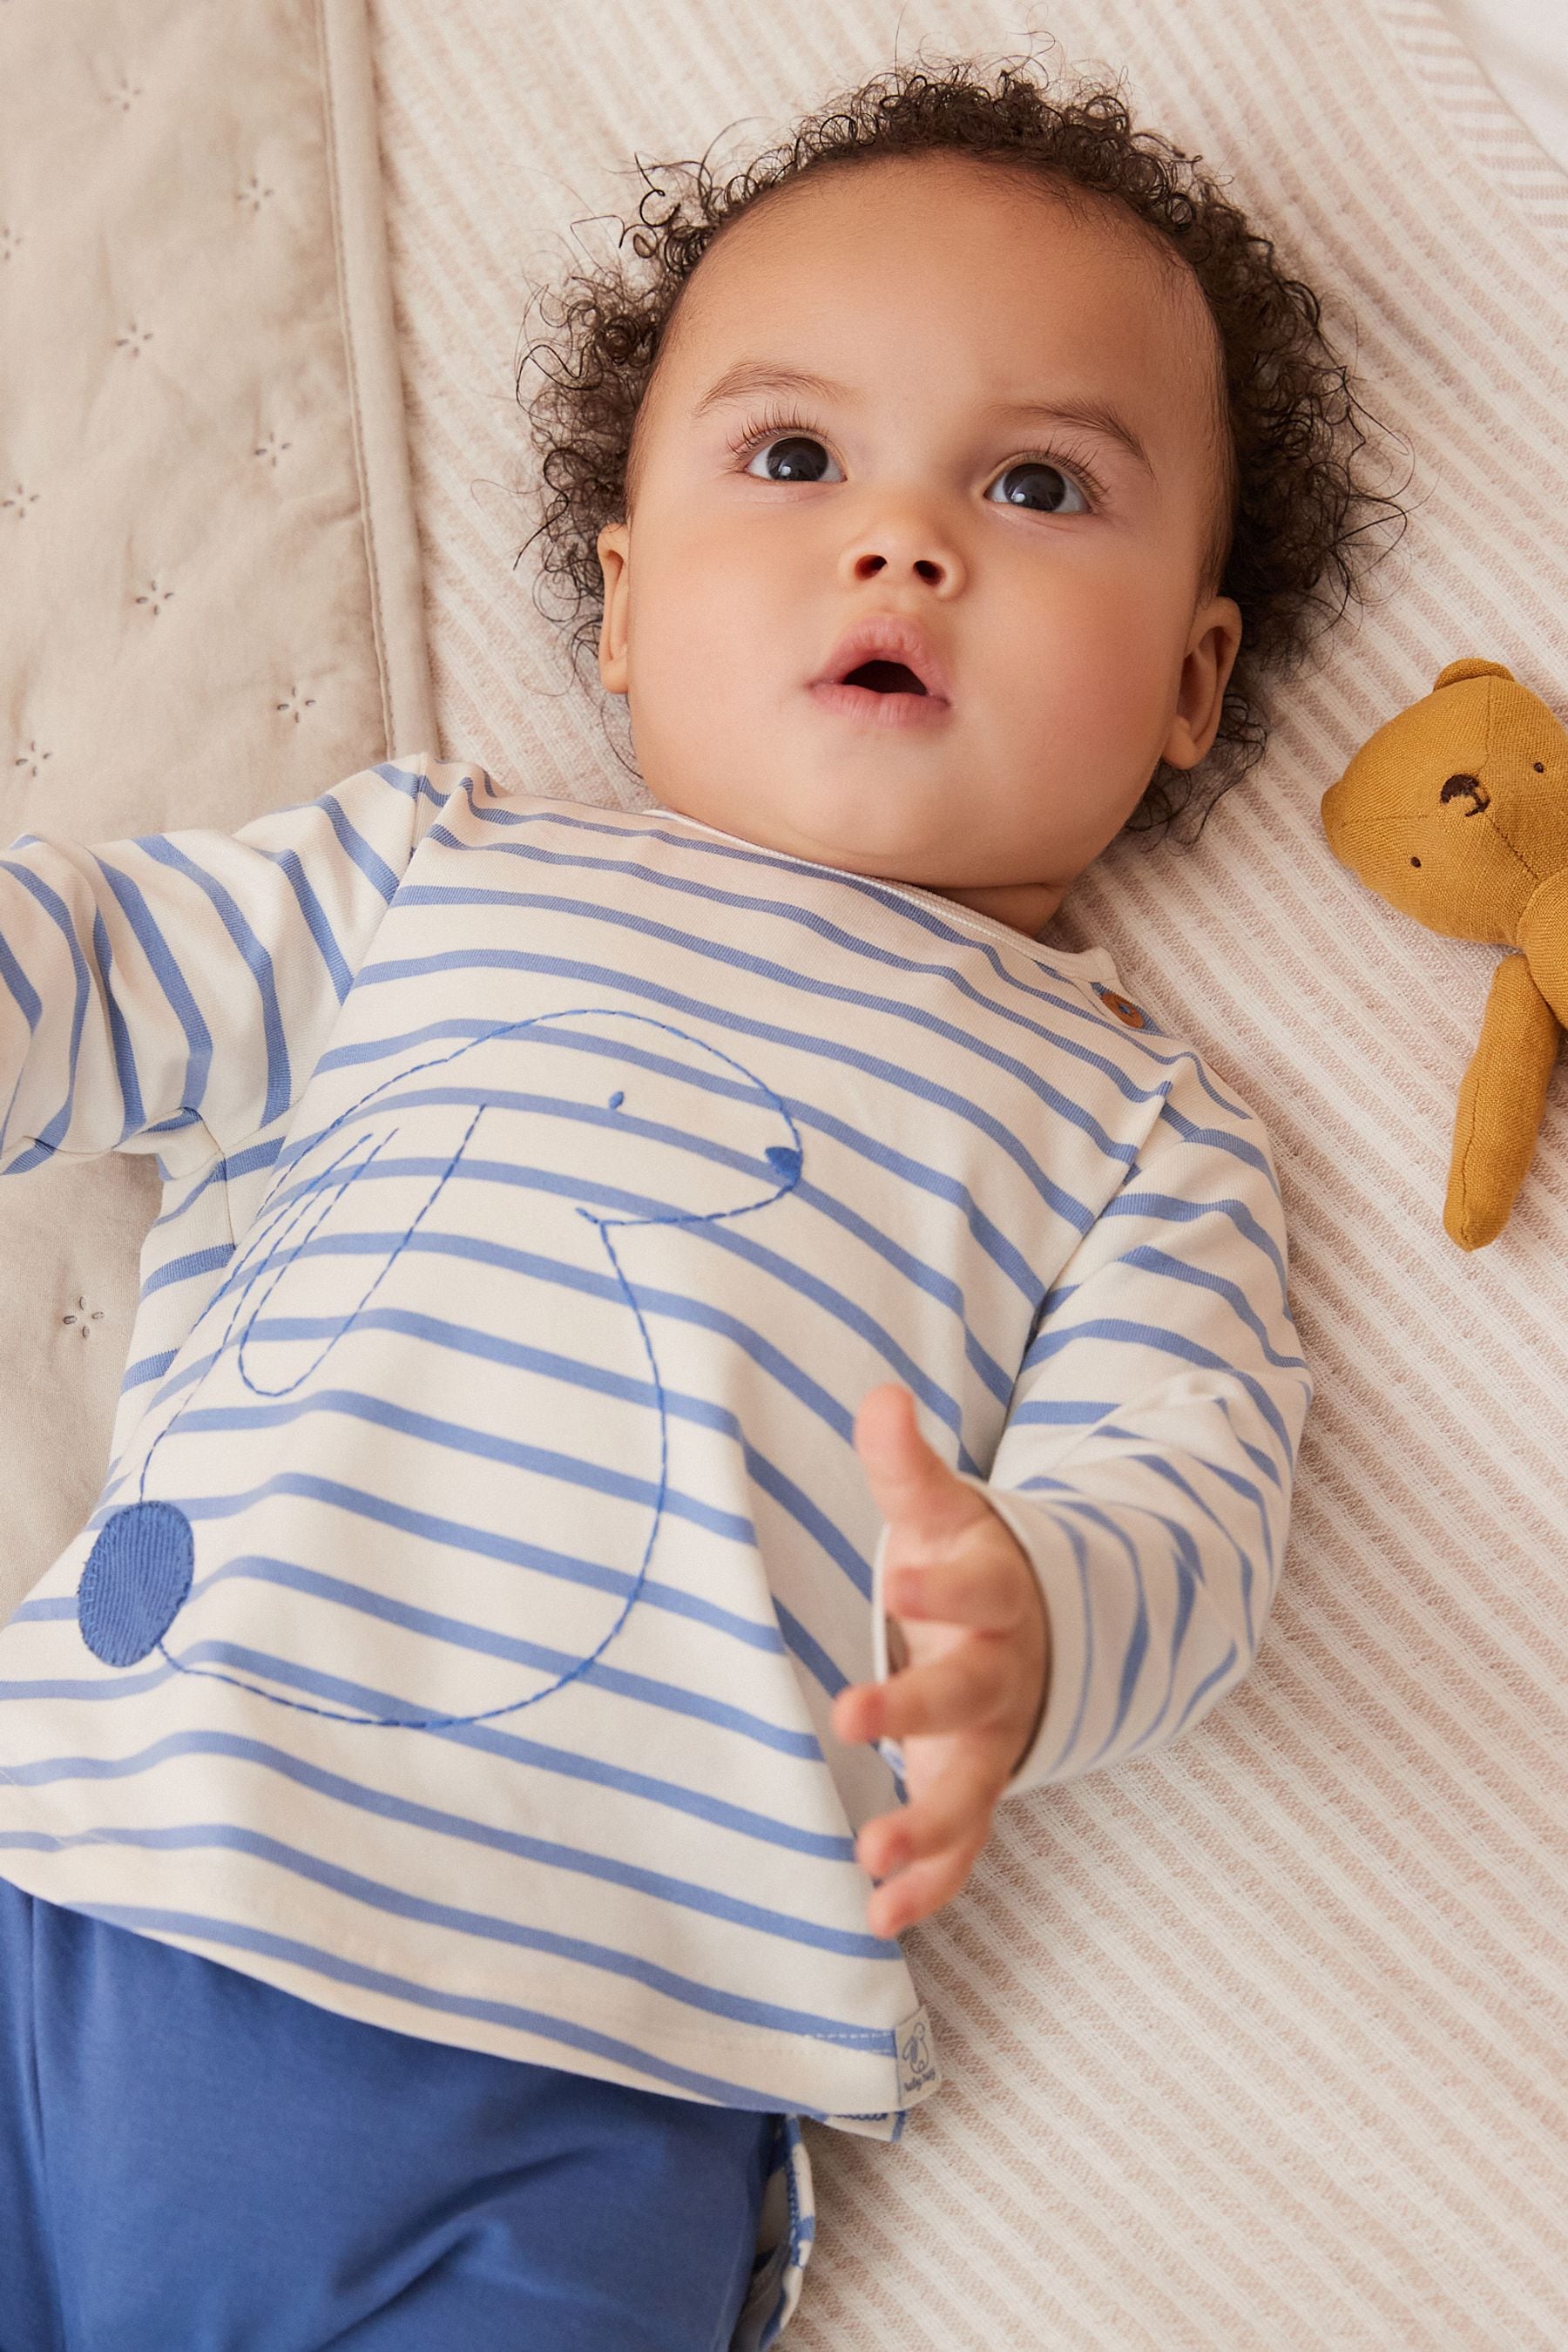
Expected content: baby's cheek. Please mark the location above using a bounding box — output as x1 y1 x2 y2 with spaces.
626 551 789 788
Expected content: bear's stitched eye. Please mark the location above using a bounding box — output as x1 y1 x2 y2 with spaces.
1410 856 1421 868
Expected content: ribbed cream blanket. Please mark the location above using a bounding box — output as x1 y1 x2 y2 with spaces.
372 2 1568 2342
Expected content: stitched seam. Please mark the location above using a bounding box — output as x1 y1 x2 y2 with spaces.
24 1891 69 2348
316 0 395 755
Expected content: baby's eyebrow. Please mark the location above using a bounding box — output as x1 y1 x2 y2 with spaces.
984 394 1153 476
692 361 847 417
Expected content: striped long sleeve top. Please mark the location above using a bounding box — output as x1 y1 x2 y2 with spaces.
0 758 1311 2336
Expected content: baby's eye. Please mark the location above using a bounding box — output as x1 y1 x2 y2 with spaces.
744 434 842 484
987 461 1091 516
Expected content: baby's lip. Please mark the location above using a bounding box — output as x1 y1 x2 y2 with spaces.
811 615 953 703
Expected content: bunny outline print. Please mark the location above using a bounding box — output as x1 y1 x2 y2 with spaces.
76 1007 806 1727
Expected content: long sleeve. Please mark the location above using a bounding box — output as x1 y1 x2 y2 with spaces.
0 757 478 1178
871 1051 1313 1801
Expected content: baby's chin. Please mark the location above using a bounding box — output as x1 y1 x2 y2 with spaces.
649 761 1004 882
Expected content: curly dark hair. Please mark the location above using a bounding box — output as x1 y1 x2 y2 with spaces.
515 49 1409 838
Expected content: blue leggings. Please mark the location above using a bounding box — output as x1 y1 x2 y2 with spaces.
0 1875 778 2349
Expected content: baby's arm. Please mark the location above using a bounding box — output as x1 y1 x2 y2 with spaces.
836 1058 1312 1932
0 760 480 1175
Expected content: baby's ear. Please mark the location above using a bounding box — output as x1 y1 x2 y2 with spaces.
596 522 632 695
1434 658 1514 690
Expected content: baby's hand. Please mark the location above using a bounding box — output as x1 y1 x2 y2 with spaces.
833 1383 1050 1938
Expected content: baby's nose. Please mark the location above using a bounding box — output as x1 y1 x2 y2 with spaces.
840 504 963 594
851 545 949 586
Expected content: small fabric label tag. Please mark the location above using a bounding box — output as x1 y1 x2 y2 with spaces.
895 2004 940 2105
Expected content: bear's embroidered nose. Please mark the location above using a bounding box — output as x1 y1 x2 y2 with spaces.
1440 772 1489 814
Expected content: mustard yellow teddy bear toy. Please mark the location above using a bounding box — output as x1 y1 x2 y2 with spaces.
1321 658 1568 1252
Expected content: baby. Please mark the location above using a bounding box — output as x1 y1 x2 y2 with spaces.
0 51 1396 2352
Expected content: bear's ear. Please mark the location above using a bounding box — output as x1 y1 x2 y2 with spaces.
1434 658 1515 690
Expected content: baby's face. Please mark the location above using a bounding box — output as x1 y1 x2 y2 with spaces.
596 153 1240 936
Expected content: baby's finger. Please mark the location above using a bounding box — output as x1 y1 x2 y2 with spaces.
857 1752 1002 1881
886 1545 1033 1631
873 1641 1013 1742
867 1840 983 1937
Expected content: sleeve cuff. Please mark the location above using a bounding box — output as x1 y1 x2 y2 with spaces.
868 1473 1084 1801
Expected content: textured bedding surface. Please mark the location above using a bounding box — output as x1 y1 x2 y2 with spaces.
371 2 1568 2344
0 0 432 1594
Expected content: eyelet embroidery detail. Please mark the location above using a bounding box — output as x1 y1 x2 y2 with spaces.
62 1294 105 1340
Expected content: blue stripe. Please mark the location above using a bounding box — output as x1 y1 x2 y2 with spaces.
93 855 213 1119
0 859 93 1155
139 1243 234 1301
453 794 1260 1124
373 760 458 821
133 837 292 1127
256 844 355 999
1109 1245 1308 1374
1091 1443 1260 1652
1009 1397 1120 1425
0 898 44 1024
193 1294 963 1479
771 1602 848 1701
319 795 402 902
91 907 146 1139
0 904 44 1165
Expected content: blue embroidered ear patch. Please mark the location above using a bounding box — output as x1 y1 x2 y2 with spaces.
765 1144 801 1183
77 1500 194 1666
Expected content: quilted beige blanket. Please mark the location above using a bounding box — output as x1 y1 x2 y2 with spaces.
372 1 1568 2344
0 0 432 1596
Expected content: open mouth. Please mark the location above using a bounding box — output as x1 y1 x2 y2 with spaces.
841 659 928 696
